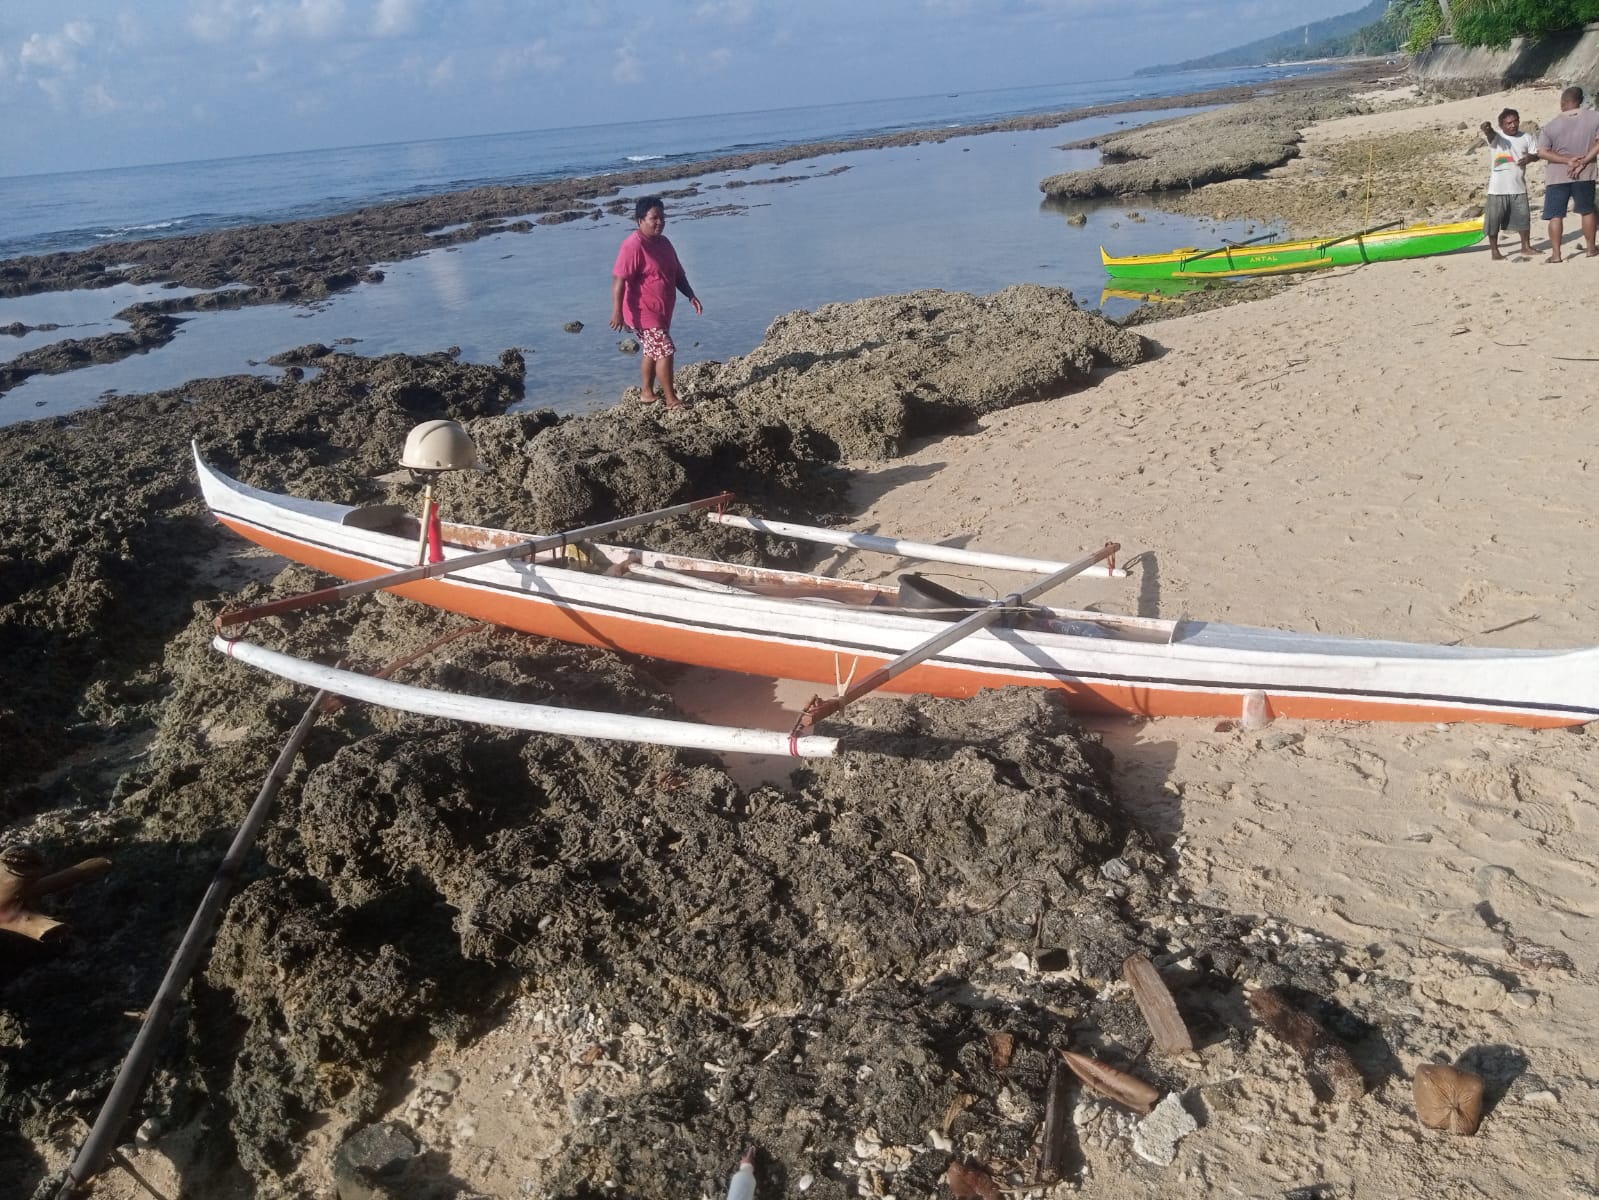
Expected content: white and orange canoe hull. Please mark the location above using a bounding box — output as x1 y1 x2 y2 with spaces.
195 449 1599 730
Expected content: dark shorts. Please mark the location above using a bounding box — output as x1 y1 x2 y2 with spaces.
636 327 676 360
1542 180 1597 219
1484 193 1530 237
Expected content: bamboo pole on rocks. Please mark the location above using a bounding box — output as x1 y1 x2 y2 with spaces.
56 691 328 1200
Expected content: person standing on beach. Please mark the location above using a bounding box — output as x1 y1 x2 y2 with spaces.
610 196 702 409
1533 87 1599 263
1479 109 1536 259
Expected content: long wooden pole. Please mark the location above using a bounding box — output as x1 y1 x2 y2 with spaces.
706 513 1127 578
215 491 734 631
56 691 329 1199
796 541 1118 731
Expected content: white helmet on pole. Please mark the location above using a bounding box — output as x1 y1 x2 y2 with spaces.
400 420 479 472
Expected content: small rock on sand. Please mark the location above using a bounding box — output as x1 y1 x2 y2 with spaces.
1132 1093 1197 1166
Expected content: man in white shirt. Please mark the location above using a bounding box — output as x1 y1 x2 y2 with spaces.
1479 108 1536 259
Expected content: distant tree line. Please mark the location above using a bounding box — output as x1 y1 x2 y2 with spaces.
1394 0 1599 53
1139 0 1598 75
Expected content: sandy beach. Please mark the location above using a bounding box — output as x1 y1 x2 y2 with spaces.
6 73 1599 1200
838 83 1599 1197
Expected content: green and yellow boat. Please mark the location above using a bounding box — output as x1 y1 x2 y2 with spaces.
1101 219 1485 281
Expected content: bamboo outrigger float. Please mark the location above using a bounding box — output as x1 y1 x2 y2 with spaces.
195 444 1599 736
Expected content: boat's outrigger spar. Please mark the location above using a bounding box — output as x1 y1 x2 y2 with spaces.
195 441 1599 758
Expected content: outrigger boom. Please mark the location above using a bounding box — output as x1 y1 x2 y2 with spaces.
215 637 839 757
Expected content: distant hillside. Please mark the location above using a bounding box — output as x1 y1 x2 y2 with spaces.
1137 0 1401 75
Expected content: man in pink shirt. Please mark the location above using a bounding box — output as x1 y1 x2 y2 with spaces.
1535 87 1599 262
609 196 703 409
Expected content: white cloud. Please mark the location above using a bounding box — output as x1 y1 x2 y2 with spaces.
83 80 119 114
19 21 94 71
190 0 349 43
188 1 245 43
705 47 733 69
695 0 756 21
493 39 563 78
429 54 454 86
373 0 423 37
613 44 642 84
254 0 348 40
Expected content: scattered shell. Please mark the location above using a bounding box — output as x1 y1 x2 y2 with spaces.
1123 954 1193 1055
942 1093 977 1135
1414 1063 1485 1135
1062 1050 1159 1115
1100 857 1133 882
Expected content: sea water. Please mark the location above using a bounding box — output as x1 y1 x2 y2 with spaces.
0 65 1317 425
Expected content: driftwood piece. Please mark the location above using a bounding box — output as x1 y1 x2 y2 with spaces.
1037 1058 1073 1182
1061 1050 1159 1115
1247 987 1364 1103
1123 953 1194 1055
1414 1063 1485 1135
0 845 112 942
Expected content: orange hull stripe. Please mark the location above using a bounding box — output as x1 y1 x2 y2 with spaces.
218 518 1582 729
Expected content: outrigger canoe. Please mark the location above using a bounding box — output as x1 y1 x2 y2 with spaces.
195 447 1599 733
1101 219 1485 281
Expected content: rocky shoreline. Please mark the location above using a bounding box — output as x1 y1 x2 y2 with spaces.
0 61 1394 400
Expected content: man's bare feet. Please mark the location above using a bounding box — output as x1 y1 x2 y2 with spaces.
1490 251 1505 260
1547 254 1564 263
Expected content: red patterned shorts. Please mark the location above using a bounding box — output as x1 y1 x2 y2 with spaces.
636 327 676 360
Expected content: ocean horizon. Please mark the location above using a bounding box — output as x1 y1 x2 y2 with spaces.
0 62 1331 261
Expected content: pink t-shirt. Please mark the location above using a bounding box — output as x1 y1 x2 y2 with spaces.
613 231 684 330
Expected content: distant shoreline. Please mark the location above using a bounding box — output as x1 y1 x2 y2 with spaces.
1 60 1393 297
0 59 1395 401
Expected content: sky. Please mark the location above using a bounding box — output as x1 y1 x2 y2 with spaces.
1 1 1365 178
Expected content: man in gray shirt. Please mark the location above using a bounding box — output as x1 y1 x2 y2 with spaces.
1536 86 1599 262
